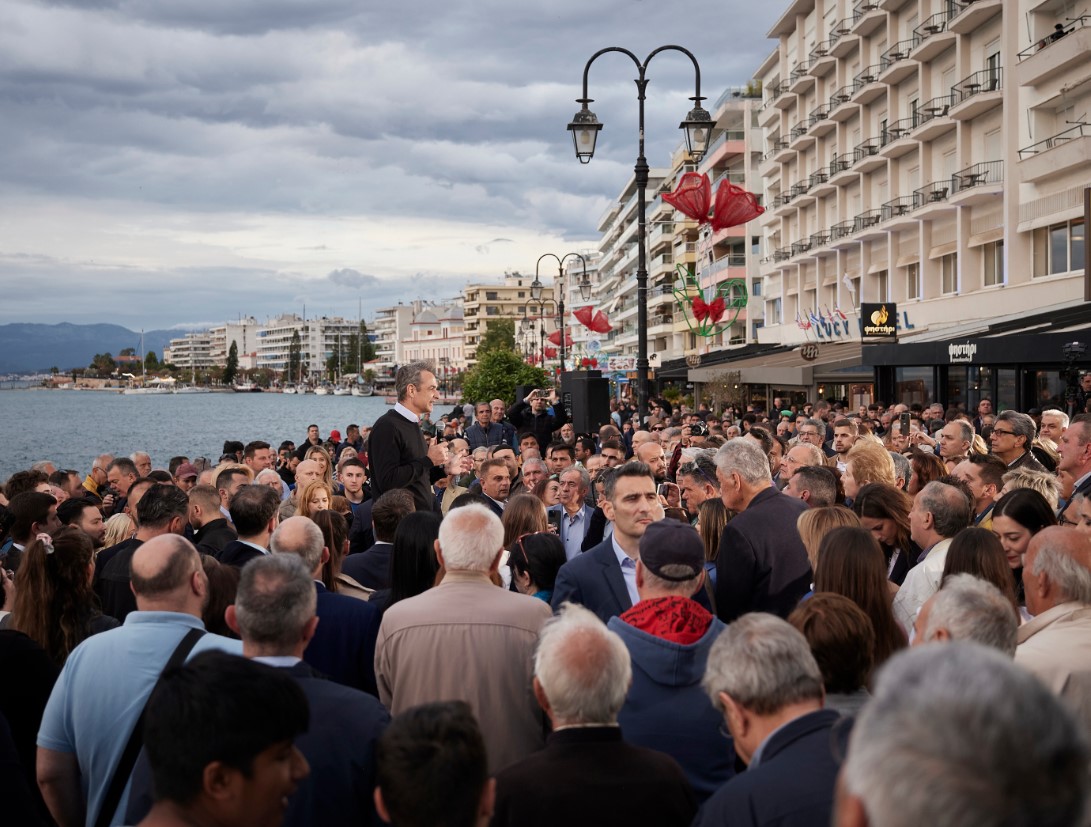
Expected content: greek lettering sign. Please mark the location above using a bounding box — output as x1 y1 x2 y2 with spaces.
948 342 977 364
861 303 897 342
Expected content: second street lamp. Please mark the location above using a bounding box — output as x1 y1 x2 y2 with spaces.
530 252 594 371
567 45 710 424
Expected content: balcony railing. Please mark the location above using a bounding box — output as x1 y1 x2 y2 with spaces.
914 8 954 41
853 209 884 232
853 138 881 165
882 194 922 220
773 248 792 262
952 160 1003 191
707 255 746 276
809 103 830 126
853 63 883 90
914 180 953 206
1018 123 1090 158
1017 17 1088 61
952 67 1002 103
791 240 813 256
809 231 830 247
828 153 852 175
702 129 746 159
915 94 953 126
853 0 880 19
790 122 809 140
790 59 814 83
828 84 855 107
881 37 921 68
829 16 855 44
790 182 809 198
809 169 829 189
881 116 917 145
830 220 855 241
810 39 835 60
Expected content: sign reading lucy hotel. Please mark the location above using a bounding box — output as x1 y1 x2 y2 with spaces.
861 303 898 342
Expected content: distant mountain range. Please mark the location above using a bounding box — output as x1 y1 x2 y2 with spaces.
0 323 194 374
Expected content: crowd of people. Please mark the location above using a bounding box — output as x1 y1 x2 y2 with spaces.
1 358 1091 827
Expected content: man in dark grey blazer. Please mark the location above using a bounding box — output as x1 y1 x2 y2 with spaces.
714 439 810 622
551 462 661 623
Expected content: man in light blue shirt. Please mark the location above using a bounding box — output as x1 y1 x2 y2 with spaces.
37 534 243 827
550 466 594 561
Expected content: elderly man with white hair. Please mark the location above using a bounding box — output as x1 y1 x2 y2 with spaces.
835 643 1089 827
714 439 811 622
374 503 552 773
912 574 1019 656
491 603 697 827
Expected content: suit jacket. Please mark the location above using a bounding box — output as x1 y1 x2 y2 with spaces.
1015 601 1091 734
551 537 632 623
694 709 845 827
217 539 268 568
491 727 697 827
1072 473 1091 502
192 518 237 556
347 499 376 556
581 507 608 552
483 496 505 519
549 503 594 559
341 542 392 590
440 483 468 515
306 582 382 696
714 486 811 623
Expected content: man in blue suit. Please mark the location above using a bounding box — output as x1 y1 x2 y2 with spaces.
271 517 382 696
551 462 661 623
696 613 845 827
548 466 595 561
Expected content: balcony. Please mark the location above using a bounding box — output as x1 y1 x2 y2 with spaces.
950 160 1003 205
809 103 836 137
773 248 792 263
758 98 782 127
851 0 886 37
853 209 886 238
809 231 831 250
829 220 857 246
949 68 1003 120
948 0 1002 35
852 64 887 105
769 137 794 164
853 138 885 172
880 38 921 85
879 0 914 9
791 240 814 258
828 152 858 185
913 180 957 219
1016 18 1091 88
912 9 958 62
828 84 860 121
830 17 860 58
1018 124 1091 183
773 82 795 110
882 194 923 228
809 168 835 197
809 39 838 76
913 94 957 141
879 117 918 158
789 58 816 93
789 121 811 148
706 254 746 277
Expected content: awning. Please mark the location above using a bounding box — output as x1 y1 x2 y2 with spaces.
687 340 867 385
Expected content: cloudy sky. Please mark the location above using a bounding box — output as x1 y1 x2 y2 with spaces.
0 0 782 330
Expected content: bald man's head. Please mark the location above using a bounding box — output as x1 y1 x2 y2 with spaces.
131 535 205 613
270 516 325 573
294 460 322 489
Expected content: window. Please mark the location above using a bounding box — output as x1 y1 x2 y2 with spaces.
941 253 958 294
905 263 920 300
752 279 762 297
1034 220 1086 276
875 269 889 302
770 298 783 325
485 291 498 300
983 240 1004 286
486 306 500 316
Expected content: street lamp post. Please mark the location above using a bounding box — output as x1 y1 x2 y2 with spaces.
567 46 711 423
529 253 594 371
521 298 556 370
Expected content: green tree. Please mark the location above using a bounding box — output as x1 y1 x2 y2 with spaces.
287 330 302 383
461 348 547 405
90 352 116 377
223 340 239 386
119 347 136 358
476 318 515 356
144 350 160 373
251 368 275 388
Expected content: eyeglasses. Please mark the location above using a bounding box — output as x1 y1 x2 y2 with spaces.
513 532 548 568
652 426 664 431
990 428 1017 437
1059 514 1077 527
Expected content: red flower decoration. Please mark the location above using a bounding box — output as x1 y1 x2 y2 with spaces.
710 181 765 231
547 329 574 347
574 306 613 334
544 346 558 358
692 296 710 322
690 295 727 324
662 172 712 223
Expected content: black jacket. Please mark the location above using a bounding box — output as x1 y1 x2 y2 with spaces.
367 409 444 512
508 399 569 454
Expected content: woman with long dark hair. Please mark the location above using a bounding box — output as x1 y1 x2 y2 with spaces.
813 526 906 670
991 488 1056 609
5 528 117 665
370 511 442 613
508 532 566 603
941 527 1020 615
853 482 920 586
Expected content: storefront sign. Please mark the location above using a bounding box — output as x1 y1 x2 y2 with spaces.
861 303 898 342
948 342 978 364
607 356 636 371
800 343 820 361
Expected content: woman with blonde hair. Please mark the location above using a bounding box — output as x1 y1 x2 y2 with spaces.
1000 467 1062 512
797 506 861 570
102 512 135 548
297 480 333 520
304 445 335 489
843 441 896 502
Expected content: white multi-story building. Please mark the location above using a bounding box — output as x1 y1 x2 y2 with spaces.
209 318 261 370
741 0 1089 410
463 274 539 365
163 332 214 371
401 301 467 387
371 304 416 377
256 314 359 379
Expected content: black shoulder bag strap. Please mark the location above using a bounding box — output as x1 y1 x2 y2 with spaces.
94 626 206 827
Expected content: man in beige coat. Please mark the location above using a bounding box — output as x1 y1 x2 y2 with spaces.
1016 525 1091 734
374 503 551 772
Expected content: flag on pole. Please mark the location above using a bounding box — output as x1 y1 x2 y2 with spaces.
808 311 822 328
799 312 811 330
833 306 848 320
842 272 856 293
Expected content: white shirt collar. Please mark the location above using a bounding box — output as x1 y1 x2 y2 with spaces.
394 402 421 423
252 655 302 667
